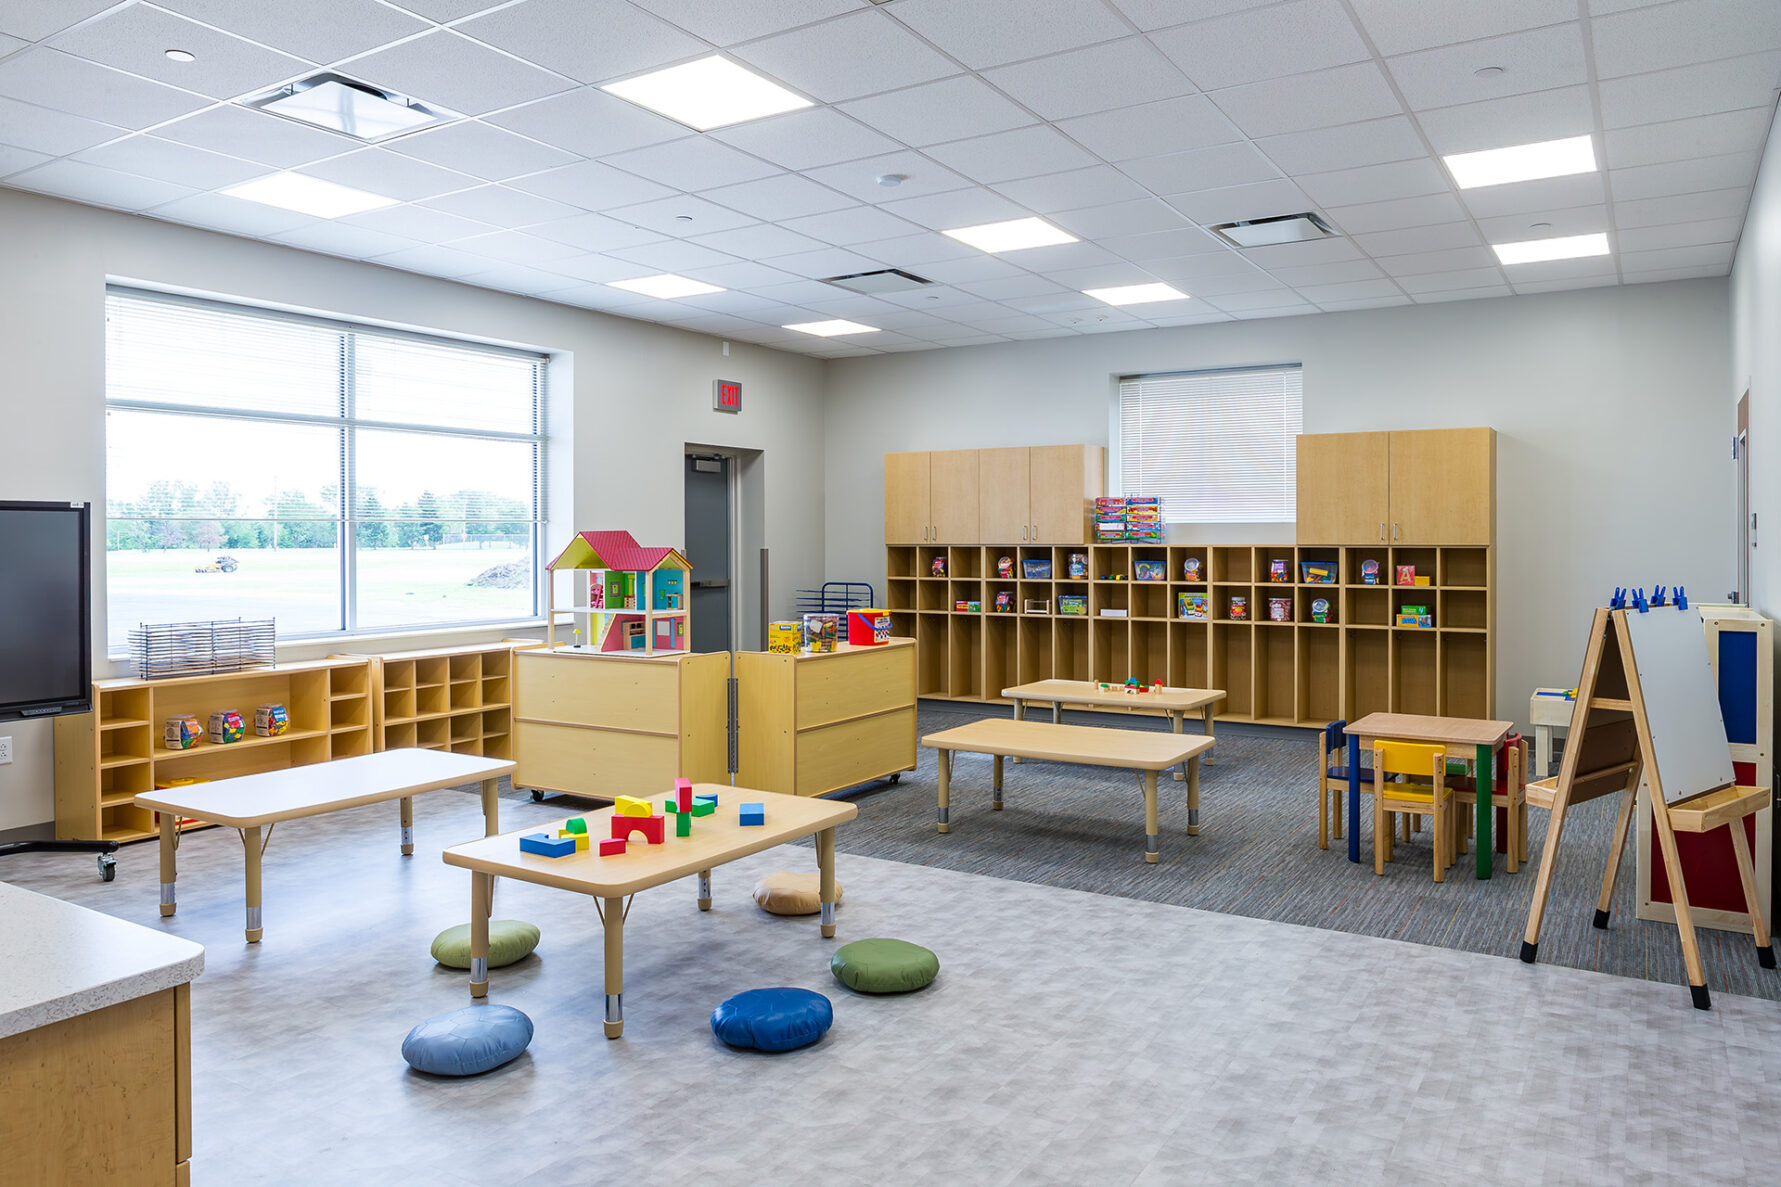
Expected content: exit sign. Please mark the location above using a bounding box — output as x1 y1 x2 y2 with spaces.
713 379 741 413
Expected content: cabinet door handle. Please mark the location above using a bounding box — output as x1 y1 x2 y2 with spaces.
1023 525 1028 540
1378 523 1385 541
1393 522 1399 541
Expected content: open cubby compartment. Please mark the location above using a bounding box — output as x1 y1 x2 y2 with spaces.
1168 545 1209 585
1392 588 1437 628
918 580 950 612
1440 588 1488 630
1052 545 1090 582
1389 547 1438 588
916 615 948 696
99 686 153 726
384 684 417 723
889 611 918 645
948 546 983 580
1092 581 1130 618
1346 629 1391 721
450 653 482 684
1258 589 1296 625
1299 588 1337 625
450 675 482 711
103 800 156 841
1169 621 1209 688
1213 584 1252 622
1440 546 1489 588
1254 626 1296 721
1257 546 1296 587
481 672 511 708
1296 629 1341 724
918 545 949 579
1091 545 1130 581
886 545 919 579
1130 582 1169 620
1392 631 1439 715
887 577 918 612
483 714 513 760
1440 633 1490 719
1054 617 1091 681
1131 546 1169 585
384 719 418 751
985 547 1020 582
100 722 153 766
330 728 372 759
450 736 484 756
1092 619 1129 683
984 615 1017 700
1212 546 1253 584
417 717 451 750
1296 547 1340 587
1005 545 1046 580
1131 621 1168 686
1349 587 1391 626
330 695 369 730
151 671 302 738
330 664 369 699
450 712 480 744
382 659 416 692
1018 581 1051 615
415 680 450 718
986 583 1019 614
1054 581 1088 618
949 615 983 698
1017 616 1053 684
1210 624 1253 717
100 760 152 808
1343 548 1390 589
949 579 984 613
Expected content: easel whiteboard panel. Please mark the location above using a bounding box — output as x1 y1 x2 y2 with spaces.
1622 608 1736 804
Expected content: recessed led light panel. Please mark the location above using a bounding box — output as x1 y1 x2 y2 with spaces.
783 319 880 336
1491 231 1611 265
1444 135 1596 189
1083 282 1189 306
602 56 812 131
607 274 724 299
222 172 399 218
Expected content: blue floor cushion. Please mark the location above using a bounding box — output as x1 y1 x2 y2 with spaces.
430 920 540 970
711 988 833 1052
830 938 939 994
402 1004 533 1076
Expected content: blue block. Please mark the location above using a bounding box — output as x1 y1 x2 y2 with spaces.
519 832 576 858
695 793 718 806
739 803 765 826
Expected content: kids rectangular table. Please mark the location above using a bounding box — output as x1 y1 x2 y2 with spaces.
441 785 855 1038
1001 679 1225 775
1342 713 1515 878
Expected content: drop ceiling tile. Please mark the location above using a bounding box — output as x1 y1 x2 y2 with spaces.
605 194 758 236
0 142 44 174
0 95 123 154
913 255 1029 284
155 104 358 168
804 151 973 202
1414 284 1513 302
1619 241 1736 272
1202 287 1304 311
984 37 1192 121
1593 0 1781 79
1105 0 1277 31
273 221 422 259
957 274 1071 300
1152 0 1368 91
1000 290 1106 313
993 240 1120 270
0 50 210 129
757 246 891 279
299 149 478 201
1620 264 1728 283
851 230 982 266
1459 172 1605 218
1055 96 1244 163
506 160 677 213
421 184 583 226
1604 107 1773 170
456 0 706 86
677 260 804 289
604 136 779 190
337 31 574 117
456 263 584 295
626 0 867 47
1038 262 1163 290
1394 267 1506 293
1296 158 1450 208
1346 0 1576 55
1050 198 1191 239
969 313 1070 334
753 277 868 304
687 222 831 259
1099 225 1226 261
154 0 429 64
780 204 921 245
523 211 667 251
1472 203 1607 240
0 0 117 41
839 76 1034 148
8 158 196 210
541 253 660 283
1120 142 1283 197
731 10 955 104
1412 86 1595 155
1609 152 1760 202
888 0 1127 70
387 0 508 21
1295 279 1406 303
1352 221 1484 255
1376 245 1499 275
1238 237 1363 268
148 191 316 236
604 238 744 272
1169 268 1288 294
342 202 495 241
710 108 898 171
1264 259 1384 287
924 125 1097 185
1385 24 1588 112
51 6 308 100
1613 216 1744 252
451 228 589 262
1321 192 1467 233
879 186 1031 230
994 166 1150 214
1209 62 1402 139
699 173 855 222
1164 178 1317 225
0 33 24 57
386 121 577 182
1228 303 1319 319
1598 53 1781 129
1253 117 1428 175
485 89 688 159
1611 186 1751 227
72 135 265 189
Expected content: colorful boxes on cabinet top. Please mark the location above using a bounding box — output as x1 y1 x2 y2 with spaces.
1094 496 1163 542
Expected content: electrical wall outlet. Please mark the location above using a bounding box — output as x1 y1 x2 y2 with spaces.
0 736 11 764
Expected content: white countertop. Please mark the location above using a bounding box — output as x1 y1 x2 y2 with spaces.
0 882 204 1040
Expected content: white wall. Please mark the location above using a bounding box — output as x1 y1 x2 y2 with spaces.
1733 108 1781 626
0 188 827 832
824 280 1734 725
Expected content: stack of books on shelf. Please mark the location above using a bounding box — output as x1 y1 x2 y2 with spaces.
1093 496 1164 542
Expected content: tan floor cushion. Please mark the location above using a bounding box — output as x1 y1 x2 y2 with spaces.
752 871 843 916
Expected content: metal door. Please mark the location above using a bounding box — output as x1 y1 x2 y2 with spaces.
685 454 732 652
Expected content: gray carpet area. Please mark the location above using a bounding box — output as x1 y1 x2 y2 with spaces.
810 700 1781 1002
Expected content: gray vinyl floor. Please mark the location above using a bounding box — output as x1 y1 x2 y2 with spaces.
8 777 1781 1186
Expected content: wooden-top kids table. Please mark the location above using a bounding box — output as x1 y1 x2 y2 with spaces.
1001 679 1225 775
441 784 855 1038
1343 713 1515 878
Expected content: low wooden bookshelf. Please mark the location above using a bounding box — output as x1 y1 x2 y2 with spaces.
349 643 522 761
886 543 1493 727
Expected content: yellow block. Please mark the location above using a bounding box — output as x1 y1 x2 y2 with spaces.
615 795 653 817
555 828 591 851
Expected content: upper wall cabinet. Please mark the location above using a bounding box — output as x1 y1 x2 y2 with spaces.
886 445 1104 545
1027 444 1104 544
885 449 979 543
884 451 931 544
1295 427 1495 545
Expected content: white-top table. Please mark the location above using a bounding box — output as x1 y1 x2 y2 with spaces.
136 748 513 942
1002 679 1225 776
1529 688 1576 779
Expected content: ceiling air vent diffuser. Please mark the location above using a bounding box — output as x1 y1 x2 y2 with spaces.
821 268 934 295
245 73 454 141
1209 212 1337 249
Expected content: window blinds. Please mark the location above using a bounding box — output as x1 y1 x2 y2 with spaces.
1117 366 1303 524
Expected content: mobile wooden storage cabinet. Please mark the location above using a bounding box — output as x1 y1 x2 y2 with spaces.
512 646 729 800
735 639 918 797
54 658 374 842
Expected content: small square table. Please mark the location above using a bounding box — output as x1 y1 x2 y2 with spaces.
1343 713 1515 878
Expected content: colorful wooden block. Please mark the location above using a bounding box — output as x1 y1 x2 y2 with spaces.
611 813 666 844
676 777 693 813
695 793 718 807
520 833 576 858
739 803 765 826
691 800 715 817
675 811 691 837
662 797 681 815
615 795 652 817
598 837 627 856
565 817 588 834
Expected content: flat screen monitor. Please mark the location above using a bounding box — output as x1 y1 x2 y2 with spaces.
0 501 92 722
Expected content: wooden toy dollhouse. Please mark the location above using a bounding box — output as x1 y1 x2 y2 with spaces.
546 530 691 656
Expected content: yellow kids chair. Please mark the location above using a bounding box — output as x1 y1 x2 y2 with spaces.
1372 740 1456 881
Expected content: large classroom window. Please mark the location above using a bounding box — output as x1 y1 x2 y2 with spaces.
1117 364 1303 523
103 289 547 647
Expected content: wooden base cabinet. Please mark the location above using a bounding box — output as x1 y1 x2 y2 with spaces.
735 640 918 797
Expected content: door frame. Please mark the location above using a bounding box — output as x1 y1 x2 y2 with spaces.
1737 390 1751 605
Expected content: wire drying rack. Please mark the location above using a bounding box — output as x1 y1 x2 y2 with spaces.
793 582 877 616
128 617 276 680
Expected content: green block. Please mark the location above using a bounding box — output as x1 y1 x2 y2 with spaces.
662 798 681 815
675 811 692 837
565 817 587 834
691 801 716 817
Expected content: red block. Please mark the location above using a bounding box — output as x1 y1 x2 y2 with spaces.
612 813 666 844
676 777 693 813
598 838 627 856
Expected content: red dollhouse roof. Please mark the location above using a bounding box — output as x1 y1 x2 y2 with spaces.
550 530 687 572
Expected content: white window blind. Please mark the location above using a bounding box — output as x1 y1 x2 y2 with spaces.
1118 365 1303 523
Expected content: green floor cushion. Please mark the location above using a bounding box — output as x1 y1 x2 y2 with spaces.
430 920 540 970
830 938 939 994
752 871 843 916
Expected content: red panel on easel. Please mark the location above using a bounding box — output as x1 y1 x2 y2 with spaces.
1648 760 1758 911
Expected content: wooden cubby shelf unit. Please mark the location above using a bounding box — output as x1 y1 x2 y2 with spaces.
352 643 521 761
886 543 1492 727
54 658 374 843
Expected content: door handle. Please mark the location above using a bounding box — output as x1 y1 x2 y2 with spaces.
692 579 728 589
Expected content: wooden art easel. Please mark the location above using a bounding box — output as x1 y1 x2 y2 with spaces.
1519 606 1774 1009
